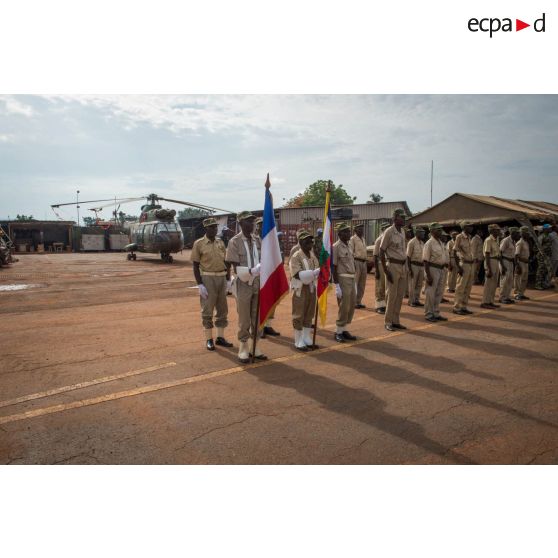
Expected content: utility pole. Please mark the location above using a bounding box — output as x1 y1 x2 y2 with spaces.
76 189 80 226
430 160 434 207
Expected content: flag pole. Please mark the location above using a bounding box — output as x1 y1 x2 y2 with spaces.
311 181 332 349
250 173 270 363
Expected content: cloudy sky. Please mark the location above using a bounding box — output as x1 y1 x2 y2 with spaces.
1 95 557 221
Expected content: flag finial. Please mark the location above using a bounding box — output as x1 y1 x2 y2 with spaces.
265 173 271 189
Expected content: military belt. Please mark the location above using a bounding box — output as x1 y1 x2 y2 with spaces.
201 271 227 276
501 256 515 262
387 258 406 265
410 260 424 267
338 273 355 278
427 261 447 270
460 259 475 264
519 257 529 263
354 257 367 262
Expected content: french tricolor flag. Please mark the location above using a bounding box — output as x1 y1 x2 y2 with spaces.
259 173 289 327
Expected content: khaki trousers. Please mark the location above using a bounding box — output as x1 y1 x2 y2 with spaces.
292 285 316 330
375 264 386 309
482 261 500 304
447 265 458 291
454 262 474 310
499 259 514 300
425 266 444 318
235 276 260 342
354 260 367 305
385 263 406 325
514 261 528 295
336 275 356 328
408 264 424 304
200 275 228 330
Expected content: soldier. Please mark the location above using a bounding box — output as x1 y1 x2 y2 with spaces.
373 222 390 314
481 223 502 309
288 229 308 261
453 221 475 315
349 222 368 309
423 223 449 322
255 217 280 337
380 208 408 331
514 226 531 300
446 231 458 293
332 222 357 343
190 217 234 351
535 224 553 290
406 227 425 307
404 228 414 299
471 228 484 285
289 230 320 351
499 227 520 304
225 211 268 363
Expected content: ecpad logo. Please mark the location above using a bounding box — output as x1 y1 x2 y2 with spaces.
468 13 546 37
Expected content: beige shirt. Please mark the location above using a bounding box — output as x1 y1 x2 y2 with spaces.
289 249 319 278
380 225 406 261
406 237 424 262
447 239 456 255
349 233 367 260
225 232 261 267
471 234 484 259
454 232 474 262
373 233 384 257
423 237 449 266
483 235 501 258
191 235 227 272
289 243 300 261
500 236 515 259
333 240 356 274
515 238 530 260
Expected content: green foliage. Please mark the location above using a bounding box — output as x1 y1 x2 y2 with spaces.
178 207 212 219
15 214 35 221
367 193 383 203
284 180 356 207
82 216 96 227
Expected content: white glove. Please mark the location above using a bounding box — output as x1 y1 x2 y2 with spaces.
250 263 261 276
197 284 209 299
335 283 342 299
313 268 320 278
226 278 233 292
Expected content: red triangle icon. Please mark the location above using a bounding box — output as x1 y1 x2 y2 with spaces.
516 19 530 31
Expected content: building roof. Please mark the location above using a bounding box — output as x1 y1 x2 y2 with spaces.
408 193 558 227
5 220 75 226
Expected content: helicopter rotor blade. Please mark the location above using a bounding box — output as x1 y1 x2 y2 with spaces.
51 197 144 208
157 197 231 214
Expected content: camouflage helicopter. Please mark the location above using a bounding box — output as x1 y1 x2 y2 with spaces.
52 193 230 263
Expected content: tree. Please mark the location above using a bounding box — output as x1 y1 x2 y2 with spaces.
15 214 35 221
366 193 383 203
178 207 212 219
82 216 96 227
284 180 356 208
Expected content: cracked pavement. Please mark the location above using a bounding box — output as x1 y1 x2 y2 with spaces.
1 252 557 464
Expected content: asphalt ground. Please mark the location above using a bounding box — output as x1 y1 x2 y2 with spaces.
1 252 557 464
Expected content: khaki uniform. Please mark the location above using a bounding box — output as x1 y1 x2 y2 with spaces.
453 232 475 310
423 237 449 318
349 233 368 305
471 234 484 282
499 236 515 300
191 235 228 330
446 239 457 291
406 237 424 304
482 235 501 304
380 225 407 325
514 238 530 296
373 233 386 309
333 240 356 328
289 249 319 330
289 243 300 260
225 232 262 342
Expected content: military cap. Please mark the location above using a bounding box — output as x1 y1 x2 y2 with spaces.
202 217 218 227
392 208 407 218
488 223 501 231
508 227 519 233
335 222 351 232
237 211 256 222
414 227 425 233
255 217 263 225
460 220 473 229
354 222 364 229
297 230 313 241
429 222 443 231
296 229 311 240
519 226 530 233
380 221 391 230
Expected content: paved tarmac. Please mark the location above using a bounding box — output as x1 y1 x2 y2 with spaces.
1 252 557 464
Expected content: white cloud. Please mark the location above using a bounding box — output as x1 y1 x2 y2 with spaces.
0 96 34 117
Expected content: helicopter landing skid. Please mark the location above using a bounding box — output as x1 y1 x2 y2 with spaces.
160 252 174 264
126 252 137 261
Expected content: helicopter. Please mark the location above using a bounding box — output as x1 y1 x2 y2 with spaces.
51 193 230 263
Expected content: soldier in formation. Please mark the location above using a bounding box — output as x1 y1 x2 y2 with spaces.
373 222 390 314
452 221 475 315
423 223 449 322
499 227 520 304
406 226 425 307
514 226 531 300
446 230 458 293
481 224 502 309
349 222 368 309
